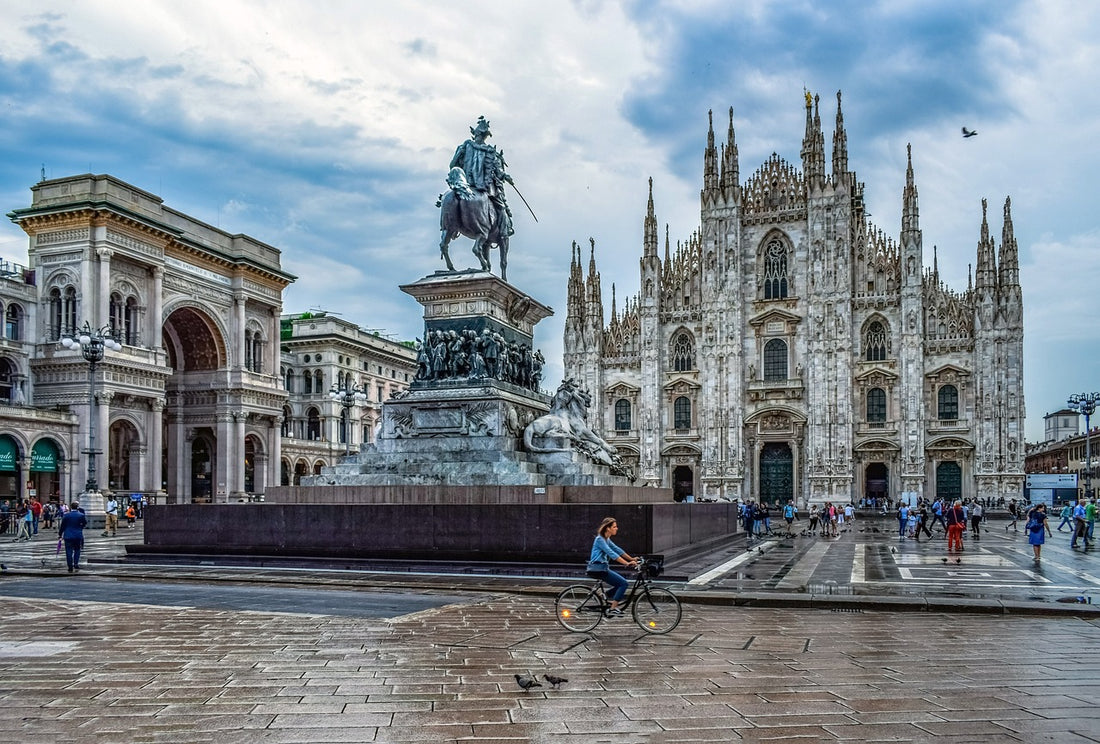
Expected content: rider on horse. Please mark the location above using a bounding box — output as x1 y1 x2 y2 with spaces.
450 116 514 243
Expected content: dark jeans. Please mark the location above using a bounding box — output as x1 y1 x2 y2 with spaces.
587 569 628 602
63 537 84 569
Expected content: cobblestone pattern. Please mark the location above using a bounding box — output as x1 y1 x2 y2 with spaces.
2 593 1098 742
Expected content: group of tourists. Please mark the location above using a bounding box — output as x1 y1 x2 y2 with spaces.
738 499 856 540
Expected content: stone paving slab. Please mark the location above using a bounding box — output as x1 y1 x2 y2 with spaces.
2 590 1100 742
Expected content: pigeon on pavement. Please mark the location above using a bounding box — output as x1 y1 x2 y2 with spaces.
515 674 542 692
544 673 569 689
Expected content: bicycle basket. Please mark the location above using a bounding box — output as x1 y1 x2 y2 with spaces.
643 554 664 577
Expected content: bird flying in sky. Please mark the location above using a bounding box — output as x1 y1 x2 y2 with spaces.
962 127 978 138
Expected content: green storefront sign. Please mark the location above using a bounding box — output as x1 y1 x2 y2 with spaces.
0 437 17 472
30 439 58 472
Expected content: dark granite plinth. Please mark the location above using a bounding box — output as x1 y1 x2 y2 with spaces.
132 502 739 563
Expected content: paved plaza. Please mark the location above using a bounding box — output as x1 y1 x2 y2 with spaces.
2 516 1100 742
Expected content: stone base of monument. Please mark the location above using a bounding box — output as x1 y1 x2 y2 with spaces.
128 501 740 566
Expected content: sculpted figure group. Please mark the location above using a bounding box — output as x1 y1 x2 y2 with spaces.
414 328 543 391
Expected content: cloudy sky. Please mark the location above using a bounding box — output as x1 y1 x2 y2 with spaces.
0 0 1096 441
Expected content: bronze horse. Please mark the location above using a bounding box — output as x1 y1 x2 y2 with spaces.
439 167 509 280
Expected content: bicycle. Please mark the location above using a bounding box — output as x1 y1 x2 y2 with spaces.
554 555 682 634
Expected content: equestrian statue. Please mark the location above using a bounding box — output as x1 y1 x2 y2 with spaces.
439 116 534 282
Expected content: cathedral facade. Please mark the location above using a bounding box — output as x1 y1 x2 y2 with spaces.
564 93 1025 506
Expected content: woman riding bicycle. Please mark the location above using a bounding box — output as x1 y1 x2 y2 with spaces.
587 517 638 616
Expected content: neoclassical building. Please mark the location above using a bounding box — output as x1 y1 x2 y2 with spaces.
564 92 1025 505
4 173 294 505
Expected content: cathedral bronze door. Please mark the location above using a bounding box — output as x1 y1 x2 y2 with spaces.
865 463 888 503
936 461 962 502
759 443 793 505
673 465 694 502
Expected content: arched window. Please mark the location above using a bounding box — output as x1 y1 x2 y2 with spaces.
48 288 62 339
124 296 139 345
4 303 22 341
867 387 887 422
673 396 692 430
671 331 695 372
250 332 263 373
283 367 293 392
864 320 888 361
938 384 959 420
614 399 631 431
314 369 323 392
762 238 789 299
0 358 13 403
281 406 292 437
306 407 321 440
763 339 788 381
63 286 77 332
109 292 124 333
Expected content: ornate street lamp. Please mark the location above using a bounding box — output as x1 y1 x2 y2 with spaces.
61 323 123 495
1067 392 1099 499
329 381 367 457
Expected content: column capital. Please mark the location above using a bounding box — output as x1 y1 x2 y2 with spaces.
96 246 114 260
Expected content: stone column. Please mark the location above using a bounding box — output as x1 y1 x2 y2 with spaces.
270 415 283 495
234 297 245 369
216 412 233 504
151 267 164 351
96 246 112 327
150 399 164 498
232 410 246 500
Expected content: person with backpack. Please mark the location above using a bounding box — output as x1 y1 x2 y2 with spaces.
1026 503 1051 562
1005 499 1020 532
14 499 32 541
783 499 798 537
945 500 966 552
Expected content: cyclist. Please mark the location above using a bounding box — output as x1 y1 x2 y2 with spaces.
587 517 638 617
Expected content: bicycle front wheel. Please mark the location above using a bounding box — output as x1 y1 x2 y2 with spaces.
632 586 682 634
555 584 605 632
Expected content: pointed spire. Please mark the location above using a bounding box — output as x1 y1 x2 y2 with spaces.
720 106 739 195
902 143 919 234
831 90 848 182
801 91 825 186
610 283 618 325
968 263 973 292
703 109 719 198
975 198 997 292
643 177 658 259
932 245 939 282
998 196 1019 287
664 225 672 268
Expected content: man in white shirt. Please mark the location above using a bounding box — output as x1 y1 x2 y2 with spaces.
102 496 119 537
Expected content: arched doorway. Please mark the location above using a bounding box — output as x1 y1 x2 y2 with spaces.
672 465 694 502
0 435 21 503
936 461 962 503
29 438 61 503
190 436 214 503
293 459 308 485
759 442 793 506
865 462 889 505
108 419 140 492
281 458 291 487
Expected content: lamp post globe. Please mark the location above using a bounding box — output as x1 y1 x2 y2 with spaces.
61 322 122 512
329 382 368 457
1068 392 1099 500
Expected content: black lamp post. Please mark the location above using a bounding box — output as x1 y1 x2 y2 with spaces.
61 323 122 493
1068 392 1099 499
329 381 367 456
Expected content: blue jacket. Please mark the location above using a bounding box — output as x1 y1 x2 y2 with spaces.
58 510 87 540
587 535 624 572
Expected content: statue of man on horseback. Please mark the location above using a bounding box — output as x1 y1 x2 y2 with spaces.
439 116 531 282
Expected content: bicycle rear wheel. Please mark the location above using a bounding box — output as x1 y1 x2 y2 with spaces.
555 584 605 632
632 586 682 634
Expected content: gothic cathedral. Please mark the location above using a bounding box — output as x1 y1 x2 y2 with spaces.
563 92 1025 506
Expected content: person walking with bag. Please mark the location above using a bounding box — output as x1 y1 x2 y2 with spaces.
945 500 966 553
1026 503 1051 562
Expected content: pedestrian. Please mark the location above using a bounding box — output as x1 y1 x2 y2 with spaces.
931 498 947 533
125 503 137 528
102 495 118 537
913 503 933 542
826 502 838 537
1087 498 1097 543
1005 499 1020 532
783 499 798 537
897 501 909 538
807 504 819 536
741 501 756 541
945 500 966 553
970 501 983 541
42 501 56 529
15 499 33 541
58 502 87 573
1056 502 1073 532
844 503 855 531
586 516 638 616
759 502 772 535
1070 499 1092 549
29 497 42 535
1026 503 1051 562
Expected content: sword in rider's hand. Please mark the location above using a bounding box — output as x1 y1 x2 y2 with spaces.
507 179 538 223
